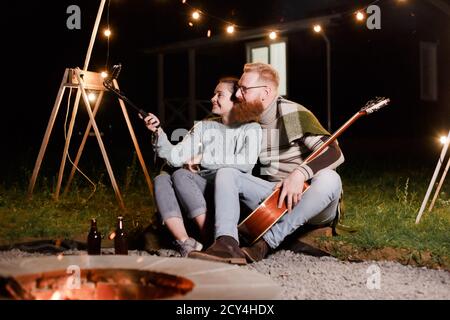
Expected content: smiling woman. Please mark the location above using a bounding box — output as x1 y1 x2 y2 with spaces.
143 77 262 260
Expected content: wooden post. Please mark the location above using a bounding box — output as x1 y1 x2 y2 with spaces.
416 129 450 223
83 0 106 71
46 0 107 201
113 79 154 199
428 149 450 212
54 86 82 200
27 69 68 198
75 69 125 210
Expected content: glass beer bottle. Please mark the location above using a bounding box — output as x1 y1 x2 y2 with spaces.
87 218 101 255
114 216 128 255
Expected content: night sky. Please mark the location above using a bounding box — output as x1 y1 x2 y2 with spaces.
1 0 449 183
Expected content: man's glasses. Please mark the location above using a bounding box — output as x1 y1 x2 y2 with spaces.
237 85 267 95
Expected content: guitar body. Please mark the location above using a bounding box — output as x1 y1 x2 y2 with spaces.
238 182 310 245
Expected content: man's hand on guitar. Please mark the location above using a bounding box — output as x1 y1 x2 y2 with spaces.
142 113 160 133
274 169 306 212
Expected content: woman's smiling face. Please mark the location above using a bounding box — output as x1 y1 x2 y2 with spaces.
211 82 235 116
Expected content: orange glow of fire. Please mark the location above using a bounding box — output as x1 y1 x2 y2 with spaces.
50 291 63 300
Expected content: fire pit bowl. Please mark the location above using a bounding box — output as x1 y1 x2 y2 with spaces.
0 255 281 300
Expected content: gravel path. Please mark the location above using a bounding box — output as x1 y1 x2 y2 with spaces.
244 250 450 300
1 249 449 300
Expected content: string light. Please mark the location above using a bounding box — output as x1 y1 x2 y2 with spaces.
88 92 97 102
101 71 108 78
180 0 391 40
355 11 365 21
192 11 200 20
181 1 245 38
177 0 390 39
100 0 393 43
440 136 448 145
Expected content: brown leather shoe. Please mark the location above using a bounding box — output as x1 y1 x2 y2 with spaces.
188 235 247 265
242 238 271 263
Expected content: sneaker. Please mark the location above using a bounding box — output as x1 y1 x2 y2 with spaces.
188 235 247 265
175 238 203 257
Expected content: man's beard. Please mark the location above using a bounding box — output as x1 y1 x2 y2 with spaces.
229 100 265 125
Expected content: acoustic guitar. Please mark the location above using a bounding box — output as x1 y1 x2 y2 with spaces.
238 97 391 245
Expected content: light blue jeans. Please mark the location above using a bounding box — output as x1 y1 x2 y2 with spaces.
214 168 342 249
154 169 211 222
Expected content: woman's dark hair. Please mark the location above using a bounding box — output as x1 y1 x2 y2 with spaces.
218 77 239 102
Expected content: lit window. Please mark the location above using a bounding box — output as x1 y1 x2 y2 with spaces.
246 40 287 96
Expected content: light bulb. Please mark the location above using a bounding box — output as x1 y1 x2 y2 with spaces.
88 93 97 102
192 11 200 20
356 11 365 21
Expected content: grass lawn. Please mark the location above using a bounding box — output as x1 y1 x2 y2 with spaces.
328 162 450 270
0 160 449 270
0 176 157 247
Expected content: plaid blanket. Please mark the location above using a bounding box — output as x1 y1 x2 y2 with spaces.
277 97 330 142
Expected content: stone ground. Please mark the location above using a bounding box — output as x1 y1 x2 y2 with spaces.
1 248 449 300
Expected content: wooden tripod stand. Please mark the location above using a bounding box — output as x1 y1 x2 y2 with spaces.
27 68 154 210
27 0 154 210
416 129 450 223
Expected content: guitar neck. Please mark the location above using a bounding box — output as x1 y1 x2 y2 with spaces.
304 111 365 164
